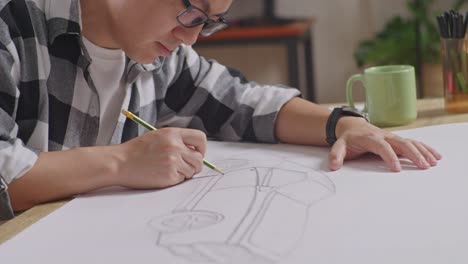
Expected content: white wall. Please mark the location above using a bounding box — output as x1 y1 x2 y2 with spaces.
197 0 464 103
225 0 262 20
276 0 408 103
276 0 462 102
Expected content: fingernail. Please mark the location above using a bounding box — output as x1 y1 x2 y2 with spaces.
329 158 340 171
419 157 430 168
392 161 401 172
429 157 438 166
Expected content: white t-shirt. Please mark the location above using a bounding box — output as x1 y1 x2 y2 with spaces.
82 36 127 146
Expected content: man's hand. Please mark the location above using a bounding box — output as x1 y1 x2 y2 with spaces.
116 128 206 189
8 127 207 211
328 117 442 172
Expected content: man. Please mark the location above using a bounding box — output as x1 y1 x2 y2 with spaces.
0 0 441 218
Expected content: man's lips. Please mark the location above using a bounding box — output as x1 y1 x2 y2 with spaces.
158 43 173 56
158 43 171 56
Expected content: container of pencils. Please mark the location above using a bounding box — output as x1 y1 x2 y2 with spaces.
437 11 468 113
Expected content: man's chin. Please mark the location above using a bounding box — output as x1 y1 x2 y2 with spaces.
125 44 172 64
128 54 161 65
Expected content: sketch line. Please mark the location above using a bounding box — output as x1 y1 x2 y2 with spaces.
148 158 336 263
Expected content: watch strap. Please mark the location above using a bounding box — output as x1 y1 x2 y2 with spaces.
326 107 368 146
326 107 345 146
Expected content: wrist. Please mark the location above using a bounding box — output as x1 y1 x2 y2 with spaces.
83 145 126 187
325 106 369 146
335 116 369 139
102 144 128 186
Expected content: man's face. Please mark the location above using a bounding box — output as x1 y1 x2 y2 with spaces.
109 0 232 64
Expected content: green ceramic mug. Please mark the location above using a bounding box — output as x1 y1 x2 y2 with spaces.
346 65 417 127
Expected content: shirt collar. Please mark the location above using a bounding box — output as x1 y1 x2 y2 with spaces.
125 57 165 84
45 0 82 44
45 0 164 82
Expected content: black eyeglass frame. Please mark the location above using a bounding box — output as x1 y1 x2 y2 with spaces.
177 0 228 36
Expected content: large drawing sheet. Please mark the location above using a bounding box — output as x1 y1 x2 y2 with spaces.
1 123 468 263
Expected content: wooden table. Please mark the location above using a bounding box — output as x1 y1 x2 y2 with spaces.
1 98 467 245
383 98 468 131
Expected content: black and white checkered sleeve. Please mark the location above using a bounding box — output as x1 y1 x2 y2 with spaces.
160 45 301 143
0 175 14 221
0 41 39 185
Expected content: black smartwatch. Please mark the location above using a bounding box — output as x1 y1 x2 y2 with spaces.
326 106 369 146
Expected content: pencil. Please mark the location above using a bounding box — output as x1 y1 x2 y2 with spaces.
122 110 224 175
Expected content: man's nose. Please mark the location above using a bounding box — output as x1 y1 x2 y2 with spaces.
175 25 203 46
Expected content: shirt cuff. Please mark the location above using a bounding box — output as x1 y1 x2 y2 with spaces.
0 176 14 221
0 139 39 184
253 86 302 143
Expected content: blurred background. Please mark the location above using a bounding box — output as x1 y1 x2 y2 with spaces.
194 0 468 103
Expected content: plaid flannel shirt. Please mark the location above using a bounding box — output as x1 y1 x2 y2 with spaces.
0 0 300 217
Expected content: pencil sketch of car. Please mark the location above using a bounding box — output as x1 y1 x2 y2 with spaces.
149 156 335 264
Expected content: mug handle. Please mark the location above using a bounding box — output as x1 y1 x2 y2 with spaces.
346 74 366 111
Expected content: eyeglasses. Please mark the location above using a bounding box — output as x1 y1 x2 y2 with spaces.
177 0 228 37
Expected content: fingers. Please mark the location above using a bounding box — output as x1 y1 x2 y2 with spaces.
387 136 442 169
178 129 207 156
153 128 205 180
328 139 347 171
419 142 442 160
167 170 186 186
413 141 440 166
387 137 430 169
330 120 443 173
159 158 192 185
330 134 401 172
175 128 205 179
159 146 202 181
180 148 204 179
366 138 402 172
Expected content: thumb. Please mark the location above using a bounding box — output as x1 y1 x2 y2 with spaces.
328 138 347 171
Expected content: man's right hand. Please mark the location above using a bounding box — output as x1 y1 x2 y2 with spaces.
115 127 207 189
8 127 207 211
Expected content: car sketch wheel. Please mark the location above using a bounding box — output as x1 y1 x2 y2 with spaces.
149 210 224 233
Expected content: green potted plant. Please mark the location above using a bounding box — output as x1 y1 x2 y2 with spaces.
354 0 468 97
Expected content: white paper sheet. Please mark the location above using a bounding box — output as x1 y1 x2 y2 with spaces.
1 123 468 263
